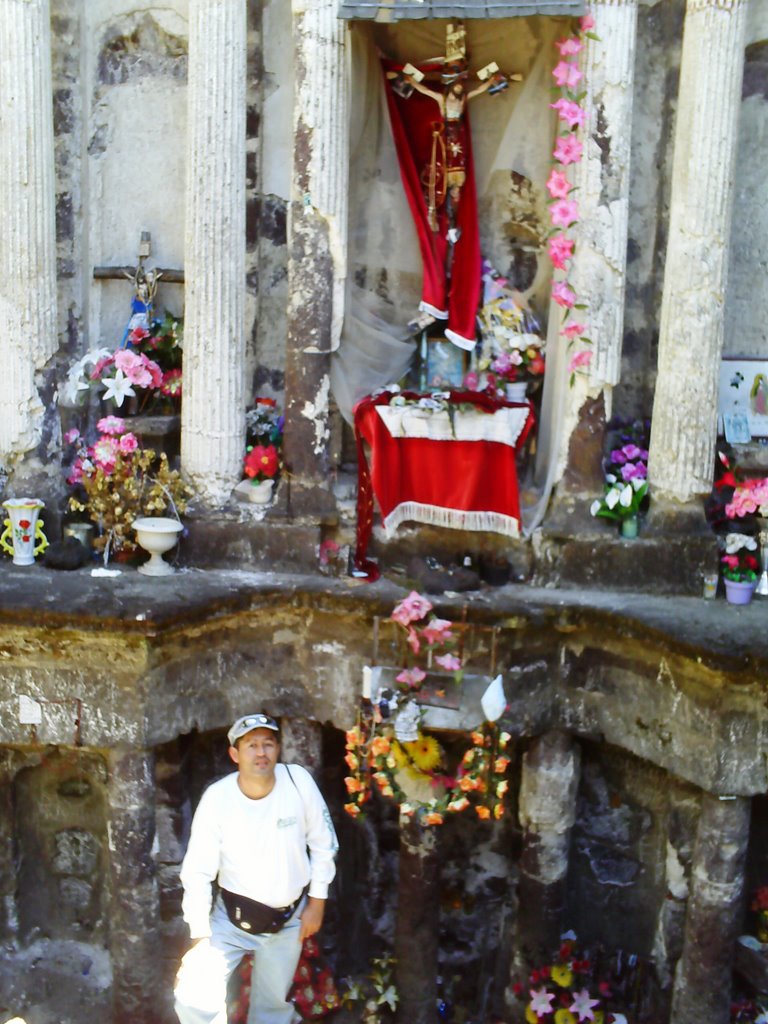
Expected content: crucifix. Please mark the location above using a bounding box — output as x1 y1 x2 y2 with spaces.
383 24 521 349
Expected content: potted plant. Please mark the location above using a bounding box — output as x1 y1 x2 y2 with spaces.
237 398 284 504
65 416 192 563
720 532 759 604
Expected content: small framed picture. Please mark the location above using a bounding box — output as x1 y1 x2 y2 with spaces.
719 358 768 438
425 337 467 390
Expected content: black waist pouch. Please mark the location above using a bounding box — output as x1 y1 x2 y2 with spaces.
220 886 305 934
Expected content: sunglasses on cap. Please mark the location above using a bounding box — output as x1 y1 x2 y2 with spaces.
228 713 280 745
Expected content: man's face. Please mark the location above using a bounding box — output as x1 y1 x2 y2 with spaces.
229 727 280 779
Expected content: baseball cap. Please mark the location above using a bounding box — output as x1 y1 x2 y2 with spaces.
227 713 280 746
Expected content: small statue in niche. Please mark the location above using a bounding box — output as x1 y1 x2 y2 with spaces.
382 22 521 351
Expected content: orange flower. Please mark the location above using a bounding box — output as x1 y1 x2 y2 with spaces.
344 802 361 817
370 736 391 756
459 775 479 792
470 731 485 746
422 811 444 826
346 727 362 745
447 796 470 813
494 757 511 773
475 805 491 820
344 752 359 770
344 776 364 793
493 803 505 820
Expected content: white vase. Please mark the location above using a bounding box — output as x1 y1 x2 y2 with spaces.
0 498 48 566
504 381 528 402
246 478 275 504
132 517 183 576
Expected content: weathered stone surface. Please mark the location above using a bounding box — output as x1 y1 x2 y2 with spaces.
395 816 440 1024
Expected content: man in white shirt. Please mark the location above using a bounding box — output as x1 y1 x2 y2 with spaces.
174 713 338 1024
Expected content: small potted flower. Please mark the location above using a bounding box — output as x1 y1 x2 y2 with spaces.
242 443 280 504
590 426 650 537
720 532 759 605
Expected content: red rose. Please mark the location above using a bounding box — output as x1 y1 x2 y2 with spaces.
18 519 30 529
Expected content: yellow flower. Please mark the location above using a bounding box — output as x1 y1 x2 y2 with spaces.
525 1003 540 1024
554 1010 577 1024
551 964 574 987
402 735 443 773
593 1012 604 1024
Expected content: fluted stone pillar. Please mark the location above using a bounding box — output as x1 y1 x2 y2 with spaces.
280 0 349 517
671 793 750 1024
107 748 161 1024
648 0 748 502
570 0 638 388
0 0 57 459
181 0 246 505
516 732 581 956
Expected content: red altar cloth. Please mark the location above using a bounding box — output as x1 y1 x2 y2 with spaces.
353 390 533 581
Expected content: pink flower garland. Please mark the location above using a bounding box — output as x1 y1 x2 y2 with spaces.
547 13 597 383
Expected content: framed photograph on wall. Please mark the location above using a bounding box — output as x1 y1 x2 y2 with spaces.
718 358 768 438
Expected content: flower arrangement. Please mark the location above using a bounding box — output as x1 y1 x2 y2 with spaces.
546 14 598 383
590 428 649 524
243 444 280 485
341 955 398 1024
476 260 546 392
245 396 284 448
751 885 768 942
344 592 511 826
62 313 183 412
65 417 192 559
512 937 628 1024
720 533 759 584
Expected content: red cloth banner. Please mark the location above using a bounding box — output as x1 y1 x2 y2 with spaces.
382 60 482 350
353 391 533 581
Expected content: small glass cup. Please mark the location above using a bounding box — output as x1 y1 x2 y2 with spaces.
702 572 718 600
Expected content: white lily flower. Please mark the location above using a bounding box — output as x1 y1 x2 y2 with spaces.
590 500 601 516
605 473 617 484
631 476 646 491
725 532 757 553
61 368 91 406
101 369 136 407
619 484 634 507
605 487 620 510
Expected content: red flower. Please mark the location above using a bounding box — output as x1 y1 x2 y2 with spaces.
22 535 30 543
18 519 30 529
243 444 279 481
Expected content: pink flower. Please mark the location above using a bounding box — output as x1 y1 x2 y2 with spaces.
550 98 586 130
435 653 461 672
161 368 182 397
91 355 114 379
128 326 149 345
552 60 583 90
548 235 574 271
491 352 513 375
552 281 577 309
580 14 596 32
391 591 433 627
553 134 584 165
568 350 593 372
92 435 119 470
144 356 163 388
115 348 152 387
550 198 579 228
556 37 583 57
96 415 126 435
621 461 647 481
562 321 587 340
463 370 479 391
406 627 421 655
63 428 80 444
118 432 138 454
722 554 739 569
421 618 453 646
395 667 427 689
546 168 572 199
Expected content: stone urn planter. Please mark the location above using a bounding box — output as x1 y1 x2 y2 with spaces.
132 516 183 576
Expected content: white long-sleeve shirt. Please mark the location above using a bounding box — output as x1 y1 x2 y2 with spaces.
180 764 338 939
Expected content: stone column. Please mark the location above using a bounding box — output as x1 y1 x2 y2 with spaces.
107 748 161 1024
569 0 638 389
0 0 58 459
181 0 246 506
647 0 748 502
280 0 349 517
395 814 440 1024
517 732 581 955
671 793 750 1024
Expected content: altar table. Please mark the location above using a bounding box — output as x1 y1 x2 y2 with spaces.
353 390 534 580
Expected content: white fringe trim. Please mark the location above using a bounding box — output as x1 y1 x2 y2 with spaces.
445 328 477 352
383 501 520 539
419 301 449 320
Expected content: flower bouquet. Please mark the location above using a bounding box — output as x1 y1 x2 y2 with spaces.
720 533 759 583
591 422 649 533
65 416 192 560
476 260 546 396
62 313 183 414
245 396 284 448
512 937 629 1024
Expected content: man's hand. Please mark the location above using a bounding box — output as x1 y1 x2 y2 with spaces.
299 897 325 942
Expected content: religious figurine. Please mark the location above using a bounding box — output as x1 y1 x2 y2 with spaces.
382 23 520 350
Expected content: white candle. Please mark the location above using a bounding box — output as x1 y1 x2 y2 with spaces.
362 665 372 699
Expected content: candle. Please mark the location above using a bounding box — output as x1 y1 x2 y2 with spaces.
362 666 372 700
